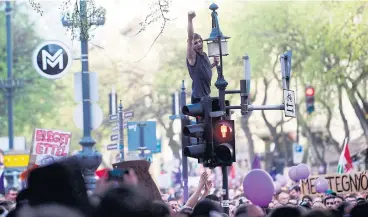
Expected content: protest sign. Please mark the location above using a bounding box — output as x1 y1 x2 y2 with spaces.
300 171 368 195
31 128 72 166
113 160 162 201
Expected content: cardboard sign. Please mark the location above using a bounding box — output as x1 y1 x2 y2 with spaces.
300 171 368 195
31 128 72 166
113 160 162 201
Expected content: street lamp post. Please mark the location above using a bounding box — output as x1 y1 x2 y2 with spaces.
203 3 296 214
203 3 231 214
61 0 105 191
0 1 24 151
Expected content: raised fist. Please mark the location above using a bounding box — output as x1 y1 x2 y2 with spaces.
188 11 196 20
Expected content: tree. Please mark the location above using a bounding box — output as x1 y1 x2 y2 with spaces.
28 0 173 61
224 1 368 168
0 2 68 141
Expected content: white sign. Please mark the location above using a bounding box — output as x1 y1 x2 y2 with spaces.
107 144 118 150
32 40 72 80
293 143 304 164
31 128 72 166
124 110 134 119
283 89 296 118
73 103 103 130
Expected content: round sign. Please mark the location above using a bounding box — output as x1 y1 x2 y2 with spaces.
32 40 72 80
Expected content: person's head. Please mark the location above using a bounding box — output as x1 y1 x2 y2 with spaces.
350 202 368 217
191 199 223 217
303 209 334 217
150 200 171 217
234 204 264 217
313 196 323 204
268 206 302 217
192 33 203 54
289 185 301 199
205 194 220 203
346 194 357 206
301 195 313 207
92 185 151 217
324 196 336 209
168 197 179 212
277 191 290 205
5 187 18 202
334 195 345 207
337 201 353 216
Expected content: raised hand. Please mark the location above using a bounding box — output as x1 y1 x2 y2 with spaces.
188 11 196 20
198 171 208 188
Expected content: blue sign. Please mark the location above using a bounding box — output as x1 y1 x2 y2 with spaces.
127 121 157 152
152 138 162 153
293 144 303 153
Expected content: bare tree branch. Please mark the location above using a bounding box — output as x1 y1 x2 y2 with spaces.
134 0 173 63
319 99 342 153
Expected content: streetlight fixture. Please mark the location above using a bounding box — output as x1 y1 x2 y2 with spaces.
204 3 230 112
203 3 230 58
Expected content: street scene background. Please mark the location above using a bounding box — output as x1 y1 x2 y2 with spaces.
0 0 367 195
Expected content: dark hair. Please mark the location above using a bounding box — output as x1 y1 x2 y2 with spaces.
191 199 223 217
302 195 313 202
290 185 301 192
150 200 170 217
92 185 151 217
193 33 202 41
268 207 302 217
335 195 345 201
205 194 220 202
188 33 203 43
337 202 351 215
304 210 334 217
324 196 335 204
6 186 18 194
350 202 368 217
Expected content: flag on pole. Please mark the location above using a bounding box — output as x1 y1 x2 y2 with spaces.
337 137 353 174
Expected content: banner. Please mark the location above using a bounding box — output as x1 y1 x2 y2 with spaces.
300 171 368 195
31 128 72 166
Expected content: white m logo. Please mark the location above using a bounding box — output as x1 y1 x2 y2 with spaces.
42 49 64 70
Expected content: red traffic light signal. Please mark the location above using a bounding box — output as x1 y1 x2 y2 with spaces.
213 120 234 143
305 87 315 96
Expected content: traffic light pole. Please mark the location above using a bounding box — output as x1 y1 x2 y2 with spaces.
118 101 125 162
180 80 189 203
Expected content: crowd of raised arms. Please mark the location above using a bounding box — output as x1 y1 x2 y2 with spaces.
0 159 367 217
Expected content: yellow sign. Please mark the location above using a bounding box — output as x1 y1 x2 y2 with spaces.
4 154 30 168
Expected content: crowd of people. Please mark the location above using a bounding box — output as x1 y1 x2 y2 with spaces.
0 157 367 217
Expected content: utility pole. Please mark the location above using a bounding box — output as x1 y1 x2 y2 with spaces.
61 0 105 190
0 1 24 151
118 101 125 161
180 80 189 202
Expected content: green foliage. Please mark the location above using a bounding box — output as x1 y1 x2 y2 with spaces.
0 2 68 147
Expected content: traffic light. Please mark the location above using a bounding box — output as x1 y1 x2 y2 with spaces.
209 98 235 167
212 119 236 166
182 96 212 160
305 86 315 114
